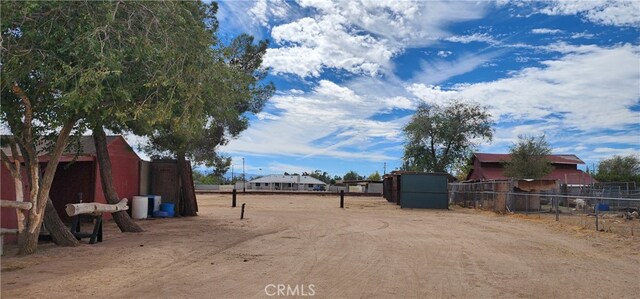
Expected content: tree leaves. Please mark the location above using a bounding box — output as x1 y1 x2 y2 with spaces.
503 135 553 179
402 100 493 173
143 25 274 166
595 154 640 183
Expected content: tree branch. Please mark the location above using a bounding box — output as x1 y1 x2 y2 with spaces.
1 150 18 177
33 118 77 224
11 83 33 141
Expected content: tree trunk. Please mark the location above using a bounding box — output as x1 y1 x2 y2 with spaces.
176 153 197 216
17 230 39 255
92 126 144 232
44 198 79 247
19 119 78 255
17 147 40 255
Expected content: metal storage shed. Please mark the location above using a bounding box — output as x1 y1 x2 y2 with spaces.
399 173 450 209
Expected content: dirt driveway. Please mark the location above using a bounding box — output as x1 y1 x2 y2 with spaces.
2 194 639 298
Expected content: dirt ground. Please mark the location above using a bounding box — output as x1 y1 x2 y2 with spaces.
510 210 640 238
2 194 639 298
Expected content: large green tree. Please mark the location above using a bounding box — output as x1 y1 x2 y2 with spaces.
82 1 222 231
367 171 382 181
1 1 102 253
1 1 223 252
403 100 493 173
503 135 553 179
595 154 640 183
343 171 361 181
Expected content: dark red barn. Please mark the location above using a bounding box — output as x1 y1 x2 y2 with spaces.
466 153 597 185
1 136 143 242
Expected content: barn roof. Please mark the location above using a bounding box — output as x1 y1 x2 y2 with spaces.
72 136 119 155
473 153 585 165
478 167 596 184
249 174 327 185
1 135 125 160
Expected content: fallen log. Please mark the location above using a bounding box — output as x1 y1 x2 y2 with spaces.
0 199 33 210
65 198 129 216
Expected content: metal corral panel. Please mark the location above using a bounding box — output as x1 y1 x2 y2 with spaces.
400 173 449 209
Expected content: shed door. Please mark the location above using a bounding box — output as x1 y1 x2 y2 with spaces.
400 174 449 209
151 161 179 206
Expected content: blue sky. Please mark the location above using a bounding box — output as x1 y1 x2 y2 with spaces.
197 0 640 178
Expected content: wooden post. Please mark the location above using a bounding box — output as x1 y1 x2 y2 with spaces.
555 197 559 221
340 190 344 208
595 199 600 231
0 200 33 210
232 189 237 208
241 203 246 219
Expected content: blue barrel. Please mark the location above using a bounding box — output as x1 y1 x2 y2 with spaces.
153 210 169 218
160 203 175 217
597 203 610 211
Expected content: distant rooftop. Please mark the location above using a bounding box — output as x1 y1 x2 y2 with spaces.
473 153 585 165
1 135 122 157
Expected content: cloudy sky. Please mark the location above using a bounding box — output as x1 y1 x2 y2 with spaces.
208 0 640 178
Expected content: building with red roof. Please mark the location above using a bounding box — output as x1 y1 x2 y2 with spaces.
466 153 597 185
1 136 143 243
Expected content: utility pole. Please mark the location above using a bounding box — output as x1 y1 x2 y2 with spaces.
242 157 246 192
383 162 387 175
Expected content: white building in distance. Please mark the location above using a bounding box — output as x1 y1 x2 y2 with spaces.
248 174 327 191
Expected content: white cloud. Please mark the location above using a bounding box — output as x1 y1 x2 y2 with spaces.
223 78 407 161
382 96 416 110
584 148 640 161
444 33 499 45
408 44 640 159
264 46 326 77
263 0 490 77
539 0 640 27
265 15 396 77
297 0 488 47
217 1 265 39
406 84 460 105
571 32 595 39
564 133 640 146
593 147 639 154
255 112 280 121
249 0 291 27
531 28 564 34
437 50 452 58
221 1 638 168
289 89 305 95
411 50 503 85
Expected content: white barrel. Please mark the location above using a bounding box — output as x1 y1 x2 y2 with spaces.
132 196 148 219
153 195 162 212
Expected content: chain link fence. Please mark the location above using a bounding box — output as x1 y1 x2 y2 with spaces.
450 181 640 235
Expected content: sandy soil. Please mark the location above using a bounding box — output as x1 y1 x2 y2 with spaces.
2 194 639 298
508 210 640 238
